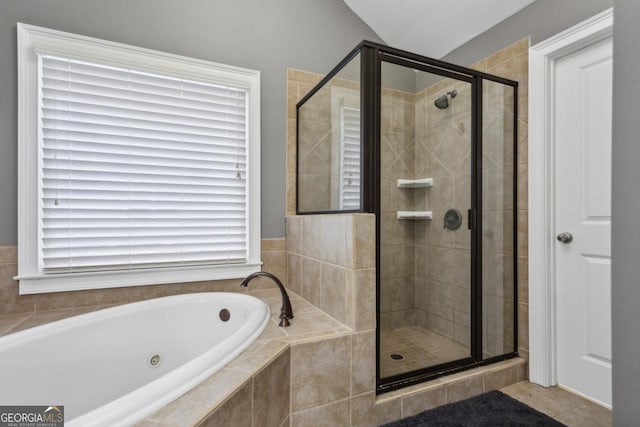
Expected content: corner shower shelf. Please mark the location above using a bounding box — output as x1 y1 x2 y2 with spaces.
397 211 433 220
397 178 434 188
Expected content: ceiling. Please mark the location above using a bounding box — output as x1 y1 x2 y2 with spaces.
343 0 536 59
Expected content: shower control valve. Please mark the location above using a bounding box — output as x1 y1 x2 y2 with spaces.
443 209 463 230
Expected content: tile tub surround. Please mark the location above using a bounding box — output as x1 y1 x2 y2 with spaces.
0 239 286 316
0 287 349 427
0 284 526 427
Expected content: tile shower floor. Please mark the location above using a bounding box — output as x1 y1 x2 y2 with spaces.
380 326 470 377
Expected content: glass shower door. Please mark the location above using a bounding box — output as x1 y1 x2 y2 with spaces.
378 59 475 380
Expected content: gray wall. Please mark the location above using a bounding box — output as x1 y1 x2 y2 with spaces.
415 0 613 92
442 0 640 419
612 0 640 423
439 0 613 66
340 58 417 93
0 0 382 243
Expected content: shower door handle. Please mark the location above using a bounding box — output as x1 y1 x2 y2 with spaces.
556 232 573 243
467 209 476 230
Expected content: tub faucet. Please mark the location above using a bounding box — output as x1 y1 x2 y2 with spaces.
240 272 294 327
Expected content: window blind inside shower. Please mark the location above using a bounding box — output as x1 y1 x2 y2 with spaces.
38 54 249 272
339 106 361 210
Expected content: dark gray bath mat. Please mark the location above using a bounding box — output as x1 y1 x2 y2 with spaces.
380 390 566 427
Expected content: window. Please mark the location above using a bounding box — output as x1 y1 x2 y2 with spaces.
328 84 361 212
339 106 361 210
17 24 261 294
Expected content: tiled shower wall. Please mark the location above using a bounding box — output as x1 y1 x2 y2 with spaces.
480 77 518 357
288 67 422 329
286 37 530 359
296 76 360 212
286 70 325 216
0 240 286 316
412 78 473 344
296 79 332 212
480 38 529 359
379 88 418 330
412 38 530 356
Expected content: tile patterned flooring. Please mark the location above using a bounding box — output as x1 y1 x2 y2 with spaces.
380 326 470 377
380 327 612 426
501 382 612 427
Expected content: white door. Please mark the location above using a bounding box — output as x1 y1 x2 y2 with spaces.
554 37 612 406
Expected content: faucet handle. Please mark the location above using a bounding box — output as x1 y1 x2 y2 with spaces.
278 313 291 327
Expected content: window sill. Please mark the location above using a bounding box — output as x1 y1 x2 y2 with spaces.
15 262 262 295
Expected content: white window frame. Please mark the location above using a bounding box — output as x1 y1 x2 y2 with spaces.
16 23 261 294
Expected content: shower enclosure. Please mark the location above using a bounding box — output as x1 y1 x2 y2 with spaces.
296 41 518 393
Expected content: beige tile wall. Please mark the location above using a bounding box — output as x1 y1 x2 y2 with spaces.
283 211 526 426
476 38 529 358
379 87 419 331
296 80 332 212
290 67 423 331
283 213 527 426
0 240 286 316
286 37 530 361
196 347 290 427
297 74 361 213
480 75 517 357
385 39 529 356
413 76 473 345
286 69 324 216
285 213 377 424
285 214 375 331
348 358 526 427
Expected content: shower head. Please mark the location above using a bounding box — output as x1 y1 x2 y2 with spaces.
434 89 457 109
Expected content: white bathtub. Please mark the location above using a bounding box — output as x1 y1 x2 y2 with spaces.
0 292 270 426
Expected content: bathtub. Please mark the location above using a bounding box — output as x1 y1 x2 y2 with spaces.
0 292 270 426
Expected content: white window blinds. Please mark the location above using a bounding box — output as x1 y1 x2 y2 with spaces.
339 106 361 210
39 54 249 272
